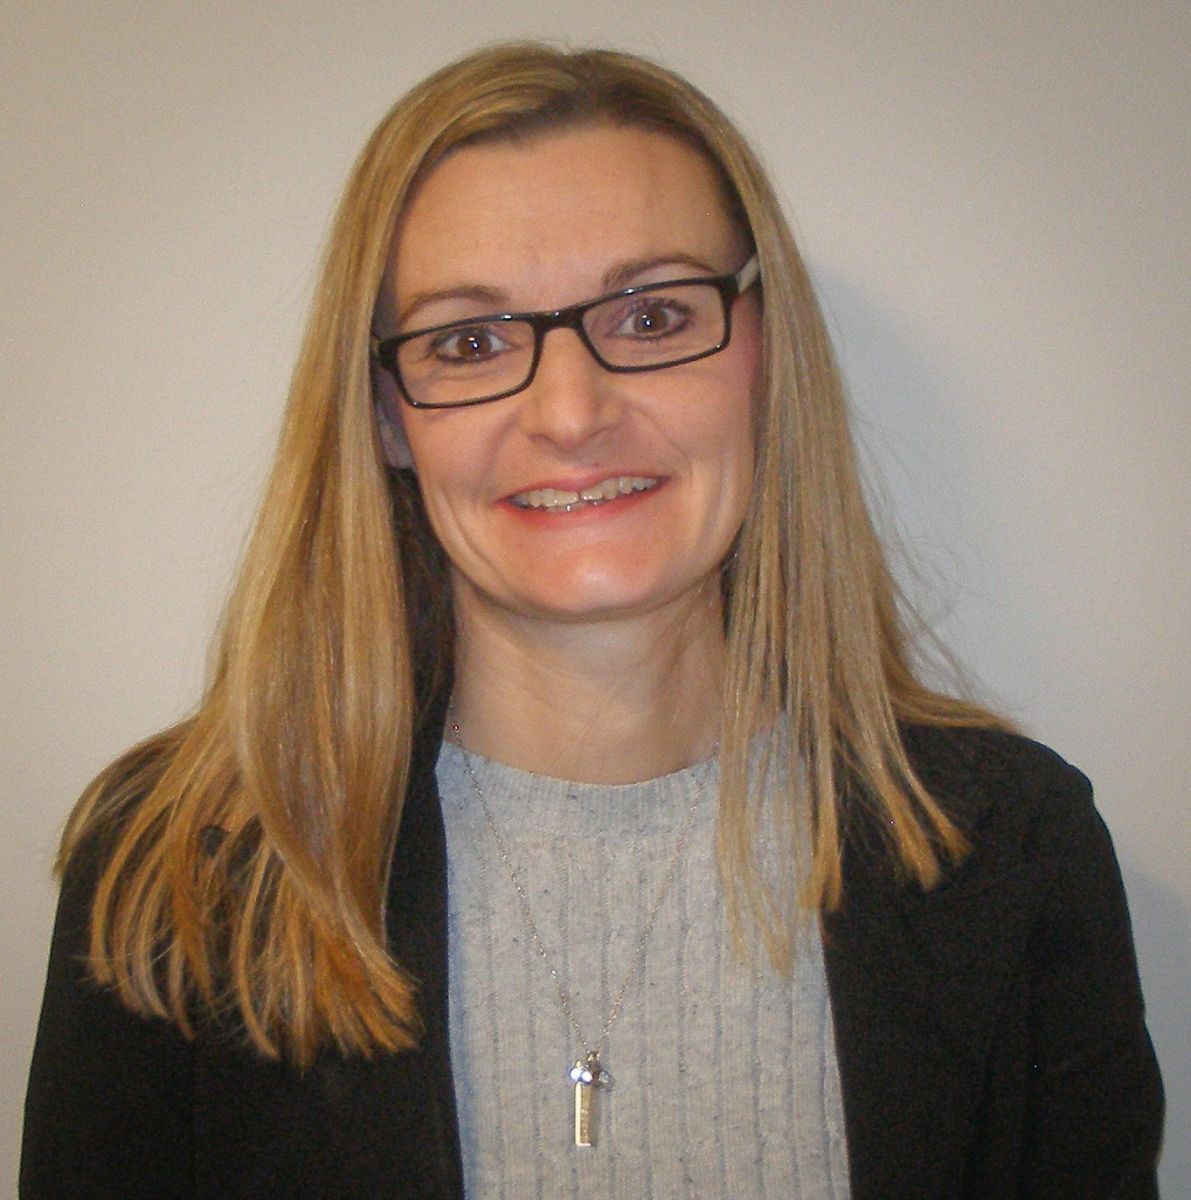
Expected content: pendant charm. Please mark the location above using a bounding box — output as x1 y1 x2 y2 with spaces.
569 1053 608 1148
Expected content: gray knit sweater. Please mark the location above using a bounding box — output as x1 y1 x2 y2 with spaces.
438 742 851 1199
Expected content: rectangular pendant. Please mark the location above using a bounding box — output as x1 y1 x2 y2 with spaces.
574 1081 593 1147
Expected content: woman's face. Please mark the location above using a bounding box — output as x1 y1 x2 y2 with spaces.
374 123 761 631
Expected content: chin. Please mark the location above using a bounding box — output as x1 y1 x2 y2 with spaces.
513 564 716 625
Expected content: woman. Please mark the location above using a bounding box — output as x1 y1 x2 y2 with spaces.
22 43 1162 1198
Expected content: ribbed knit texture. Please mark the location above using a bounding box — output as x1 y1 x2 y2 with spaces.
438 742 851 1199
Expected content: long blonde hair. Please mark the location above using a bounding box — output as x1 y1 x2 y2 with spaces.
62 42 999 1067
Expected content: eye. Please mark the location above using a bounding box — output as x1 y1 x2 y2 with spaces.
427 322 512 364
611 296 693 340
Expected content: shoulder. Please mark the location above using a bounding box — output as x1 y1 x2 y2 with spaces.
903 722 1088 802
23 817 197 1195
899 723 1095 857
832 722 1126 915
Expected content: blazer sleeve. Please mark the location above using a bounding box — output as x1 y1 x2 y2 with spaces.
1018 759 1164 1197
21 843 196 1199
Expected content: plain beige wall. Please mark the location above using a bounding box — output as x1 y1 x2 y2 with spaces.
4 1 1188 1192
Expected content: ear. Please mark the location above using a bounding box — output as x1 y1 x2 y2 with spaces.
371 361 415 469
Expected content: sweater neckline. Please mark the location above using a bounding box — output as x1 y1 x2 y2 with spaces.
436 741 719 839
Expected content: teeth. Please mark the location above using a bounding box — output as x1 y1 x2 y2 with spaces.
513 476 657 511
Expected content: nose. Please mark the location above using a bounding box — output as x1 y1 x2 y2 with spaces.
515 327 621 449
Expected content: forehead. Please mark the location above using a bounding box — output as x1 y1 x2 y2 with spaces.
387 124 743 305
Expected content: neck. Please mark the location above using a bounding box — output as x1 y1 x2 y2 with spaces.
449 581 725 784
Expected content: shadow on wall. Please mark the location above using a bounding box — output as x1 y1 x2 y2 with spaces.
807 261 1029 711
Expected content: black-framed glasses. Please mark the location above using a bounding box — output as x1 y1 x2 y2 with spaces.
370 255 760 409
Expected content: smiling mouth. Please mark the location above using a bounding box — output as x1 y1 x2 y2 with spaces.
510 475 660 513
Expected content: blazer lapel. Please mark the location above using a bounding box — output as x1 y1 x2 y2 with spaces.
823 730 1047 1199
824 863 1043 1197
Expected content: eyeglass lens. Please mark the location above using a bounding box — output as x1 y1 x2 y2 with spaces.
395 280 728 408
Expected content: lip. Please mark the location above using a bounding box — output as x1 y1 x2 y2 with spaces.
499 472 667 519
504 468 662 501
502 470 664 501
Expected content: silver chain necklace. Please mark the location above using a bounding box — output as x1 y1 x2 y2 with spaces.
450 723 706 1149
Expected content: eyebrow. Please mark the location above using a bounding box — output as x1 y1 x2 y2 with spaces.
602 253 720 291
395 252 722 330
396 284 505 329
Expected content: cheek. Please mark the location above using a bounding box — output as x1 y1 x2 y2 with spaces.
399 408 457 483
734 298 764 402
407 434 462 515
733 313 764 474
711 313 762 475
400 415 495 540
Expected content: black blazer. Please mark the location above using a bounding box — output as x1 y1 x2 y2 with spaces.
22 715 1163 1197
